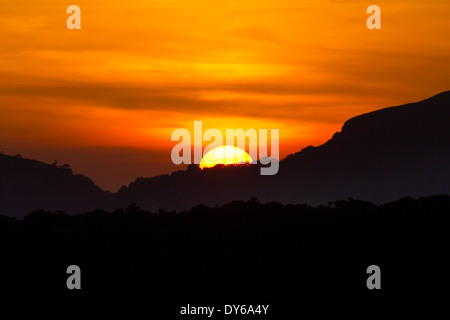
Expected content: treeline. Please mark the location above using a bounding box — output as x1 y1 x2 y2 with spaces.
1 195 450 299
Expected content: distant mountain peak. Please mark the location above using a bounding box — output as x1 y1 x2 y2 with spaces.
421 90 450 103
337 90 450 137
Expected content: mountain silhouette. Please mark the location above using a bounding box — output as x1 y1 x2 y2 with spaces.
115 91 450 210
1 91 449 217
0 154 111 217
277 90 450 204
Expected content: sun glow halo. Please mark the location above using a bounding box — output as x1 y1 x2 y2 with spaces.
200 145 253 169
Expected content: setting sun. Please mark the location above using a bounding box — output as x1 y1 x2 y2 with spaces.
200 145 253 169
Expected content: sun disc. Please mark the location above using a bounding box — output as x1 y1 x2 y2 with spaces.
200 145 253 169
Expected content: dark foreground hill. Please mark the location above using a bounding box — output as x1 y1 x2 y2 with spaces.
0 154 111 216
1 196 450 299
1 91 449 217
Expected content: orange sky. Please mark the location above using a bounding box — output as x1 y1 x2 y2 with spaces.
1 0 449 191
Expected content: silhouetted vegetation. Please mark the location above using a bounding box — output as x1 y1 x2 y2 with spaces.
1 195 450 299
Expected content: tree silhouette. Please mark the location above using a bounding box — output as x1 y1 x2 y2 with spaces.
1 195 450 299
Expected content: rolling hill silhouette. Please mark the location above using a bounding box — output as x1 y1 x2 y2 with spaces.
0 154 111 217
1 91 449 217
